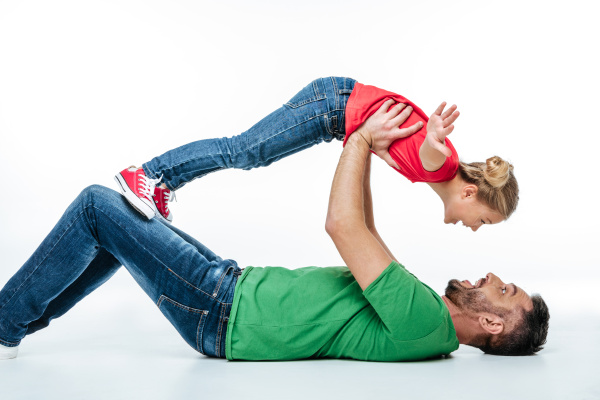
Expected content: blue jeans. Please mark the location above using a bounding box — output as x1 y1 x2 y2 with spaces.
0 185 241 357
0 77 355 357
143 77 356 190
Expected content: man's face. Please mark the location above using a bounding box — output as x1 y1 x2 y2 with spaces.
445 273 533 316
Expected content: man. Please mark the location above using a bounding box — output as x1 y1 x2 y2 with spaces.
0 100 549 361
319 106 549 359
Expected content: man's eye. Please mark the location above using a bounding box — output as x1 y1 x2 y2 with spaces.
481 220 486 225
502 288 506 294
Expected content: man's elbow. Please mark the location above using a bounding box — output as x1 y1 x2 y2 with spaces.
326 214 361 240
325 215 340 238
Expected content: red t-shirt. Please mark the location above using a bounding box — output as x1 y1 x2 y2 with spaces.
343 82 459 183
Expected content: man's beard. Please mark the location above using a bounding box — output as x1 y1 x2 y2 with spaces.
445 279 506 317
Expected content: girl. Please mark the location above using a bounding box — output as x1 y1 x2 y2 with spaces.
116 77 518 231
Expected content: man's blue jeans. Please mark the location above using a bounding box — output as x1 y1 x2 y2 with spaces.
0 77 356 357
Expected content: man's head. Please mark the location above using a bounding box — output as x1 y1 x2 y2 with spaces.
444 273 549 356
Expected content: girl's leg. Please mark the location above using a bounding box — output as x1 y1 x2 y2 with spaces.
0 185 240 357
143 77 356 190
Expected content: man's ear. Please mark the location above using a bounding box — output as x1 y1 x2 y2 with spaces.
478 314 504 335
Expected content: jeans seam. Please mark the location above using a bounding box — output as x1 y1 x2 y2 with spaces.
331 77 339 111
143 165 176 191
170 167 225 191
163 108 345 190
197 310 207 354
284 94 326 109
142 165 159 181
92 206 225 302
164 268 218 301
216 304 225 357
0 337 20 346
212 266 229 297
156 295 208 354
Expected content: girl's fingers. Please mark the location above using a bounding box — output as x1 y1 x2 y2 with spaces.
443 111 460 128
428 132 452 157
440 104 457 119
432 102 446 116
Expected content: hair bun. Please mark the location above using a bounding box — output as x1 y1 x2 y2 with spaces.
483 156 513 188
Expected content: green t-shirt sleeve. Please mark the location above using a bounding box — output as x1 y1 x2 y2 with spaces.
362 261 447 341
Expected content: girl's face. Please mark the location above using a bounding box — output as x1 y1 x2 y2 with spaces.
443 186 505 231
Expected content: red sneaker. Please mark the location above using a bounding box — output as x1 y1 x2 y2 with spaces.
153 186 175 223
114 166 161 219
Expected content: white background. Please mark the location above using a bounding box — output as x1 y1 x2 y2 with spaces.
0 1 599 398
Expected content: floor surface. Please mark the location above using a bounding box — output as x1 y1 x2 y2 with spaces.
0 275 598 400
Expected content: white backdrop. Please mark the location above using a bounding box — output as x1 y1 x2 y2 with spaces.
0 0 598 336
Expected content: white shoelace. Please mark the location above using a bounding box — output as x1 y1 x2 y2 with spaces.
163 190 176 213
138 174 162 201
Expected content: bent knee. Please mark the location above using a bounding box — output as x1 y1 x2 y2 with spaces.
77 184 118 206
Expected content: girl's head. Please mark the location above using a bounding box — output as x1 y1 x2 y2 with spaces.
443 156 519 231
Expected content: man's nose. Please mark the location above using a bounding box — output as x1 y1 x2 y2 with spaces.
486 273 504 286
471 225 481 232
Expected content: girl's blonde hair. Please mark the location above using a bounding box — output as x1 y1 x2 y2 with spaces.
458 156 519 219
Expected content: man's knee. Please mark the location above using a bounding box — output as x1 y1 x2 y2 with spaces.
77 185 116 207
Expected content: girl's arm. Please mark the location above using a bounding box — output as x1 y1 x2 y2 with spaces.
419 102 460 172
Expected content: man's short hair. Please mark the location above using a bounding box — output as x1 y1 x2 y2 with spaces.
479 294 550 356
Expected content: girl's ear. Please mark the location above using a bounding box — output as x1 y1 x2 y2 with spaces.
462 184 479 199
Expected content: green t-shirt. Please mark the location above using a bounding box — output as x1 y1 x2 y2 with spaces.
225 261 459 361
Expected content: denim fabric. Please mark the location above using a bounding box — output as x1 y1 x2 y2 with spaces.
0 77 356 357
0 185 240 357
143 77 356 190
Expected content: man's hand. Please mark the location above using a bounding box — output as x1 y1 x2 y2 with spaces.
355 99 423 169
425 102 460 158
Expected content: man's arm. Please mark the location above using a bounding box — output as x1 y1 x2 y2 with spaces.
419 102 460 172
326 133 393 290
362 152 397 262
326 101 421 290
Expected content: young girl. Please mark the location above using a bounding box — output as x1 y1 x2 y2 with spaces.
116 77 518 231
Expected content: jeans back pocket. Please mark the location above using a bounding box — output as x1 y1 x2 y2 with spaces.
157 295 208 354
285 80 327 109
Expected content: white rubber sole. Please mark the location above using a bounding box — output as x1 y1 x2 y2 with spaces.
0 344 18 360
114 174 156 220
155 211 173 225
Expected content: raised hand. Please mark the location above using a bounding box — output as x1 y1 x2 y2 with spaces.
356 99 423 168
425 102 460 158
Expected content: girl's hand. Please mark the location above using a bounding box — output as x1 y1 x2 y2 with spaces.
425 102 460 157
356 99 423 168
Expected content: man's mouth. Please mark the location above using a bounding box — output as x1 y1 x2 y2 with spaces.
462 276 487 289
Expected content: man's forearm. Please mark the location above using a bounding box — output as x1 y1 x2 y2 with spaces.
362 152 397 262
326 132 393 290
363 152 375 230
327 134 369 229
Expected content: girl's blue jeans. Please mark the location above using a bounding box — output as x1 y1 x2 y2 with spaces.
0 77 356 357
